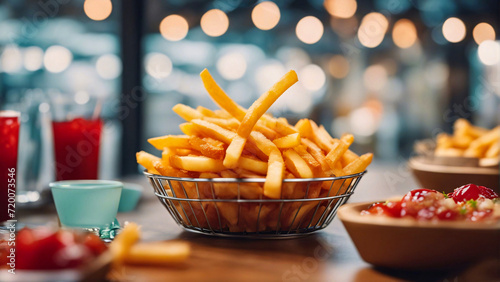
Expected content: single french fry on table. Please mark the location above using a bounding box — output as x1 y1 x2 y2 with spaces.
110 222 141 266
124 241 190 265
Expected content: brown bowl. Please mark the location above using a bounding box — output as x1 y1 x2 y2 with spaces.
338 202 500 270
409 156 499 194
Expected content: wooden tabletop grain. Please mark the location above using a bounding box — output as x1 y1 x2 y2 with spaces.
19 163 500 282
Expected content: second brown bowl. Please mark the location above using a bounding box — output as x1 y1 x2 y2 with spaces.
338 202 500 270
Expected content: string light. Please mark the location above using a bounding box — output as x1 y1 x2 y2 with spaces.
358 12 388 48
478 40 500 66
473 23 495 45
217 52 247 80
24 46 44 71
252 1 280 30
96 54 121 80
84 0 112 21
392 19 417 48
328 55 350 79
145 53 173 79
1 45 23 73
300 64 326 91
363 64 388 92
160 15 189 41
201 9 229 37
324 0 357 19
44 45 72 73
442 17 466 43
296 16 324 44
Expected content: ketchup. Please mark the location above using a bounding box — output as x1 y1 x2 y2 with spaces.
362 185 499 221
448 184 499 203
10 227 107 270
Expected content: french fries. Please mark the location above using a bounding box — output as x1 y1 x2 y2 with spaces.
137 68 373 233
136 151 161 174
435 119 500 161
110 223 190 268
148 135 191 150
273 133 300 149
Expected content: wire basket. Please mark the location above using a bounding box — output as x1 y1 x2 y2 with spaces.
144 171 366 239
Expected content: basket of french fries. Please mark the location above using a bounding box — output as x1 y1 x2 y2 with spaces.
137 69 372 238
410 119 499 193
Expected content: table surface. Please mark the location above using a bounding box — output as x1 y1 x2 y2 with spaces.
19 162 500 282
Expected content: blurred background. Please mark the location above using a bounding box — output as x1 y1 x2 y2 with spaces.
0 0 499 189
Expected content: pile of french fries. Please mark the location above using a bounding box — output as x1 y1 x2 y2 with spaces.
435 119 500 160
137 69 372 232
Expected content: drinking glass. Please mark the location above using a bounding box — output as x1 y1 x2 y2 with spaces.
0 111 20 223
51 95 103 181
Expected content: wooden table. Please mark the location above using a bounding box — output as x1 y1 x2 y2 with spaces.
19 163 500 281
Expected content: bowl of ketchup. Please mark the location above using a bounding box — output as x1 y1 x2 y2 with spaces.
338 184 500 269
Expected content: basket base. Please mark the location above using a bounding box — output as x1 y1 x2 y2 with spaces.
178 225 325 239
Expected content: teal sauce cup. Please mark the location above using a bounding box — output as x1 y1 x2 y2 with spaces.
50 180 123 229
118 183 143 212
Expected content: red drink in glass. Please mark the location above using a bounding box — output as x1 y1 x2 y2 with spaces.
0 111 20 223
52 117 103 181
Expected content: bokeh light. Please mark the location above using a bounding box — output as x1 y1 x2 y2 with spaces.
358 12 388 48
286 91 313 114
145 53 173 79
473 23 495 45
84 0 112 21
328 55 350 79
442 17 466 43
159 15 188 41
255 62 286 93
251 1 280 30
300 64 326 91
201 9 229 37
324 0 357 19
392 19 417 48
363 64 388 91
24 46 44 71
1 45 23 73
216 52 247 80
478 40 500 66
350 107 379 137
75 91 90 105
96 54 121 79
43 45 73 73
330 17 358 38
296 16 323 44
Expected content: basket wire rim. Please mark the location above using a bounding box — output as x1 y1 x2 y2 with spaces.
143 170 366 183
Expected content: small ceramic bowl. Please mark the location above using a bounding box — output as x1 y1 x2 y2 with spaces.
50 180 122 228
338 202 500 269
118 183 143 212
409 156 499 194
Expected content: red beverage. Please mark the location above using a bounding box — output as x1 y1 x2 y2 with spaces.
0 111 20 222
52 118 103 181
